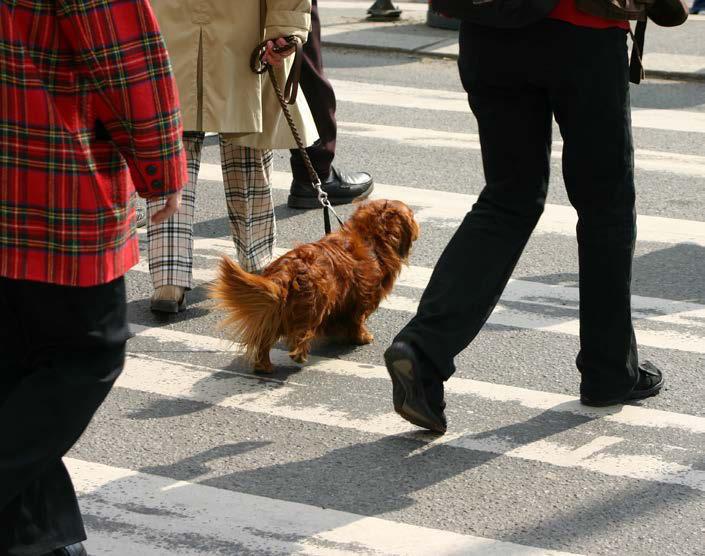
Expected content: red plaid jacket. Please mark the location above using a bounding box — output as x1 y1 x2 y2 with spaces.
0 0 187 287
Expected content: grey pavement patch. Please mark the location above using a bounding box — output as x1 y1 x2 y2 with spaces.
327 32 444 52
499 300 580 320
113 501 186 518
645 53 705 77
83 513 266 555
240 527 382 555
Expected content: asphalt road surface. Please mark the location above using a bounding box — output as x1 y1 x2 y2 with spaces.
69 48 705 555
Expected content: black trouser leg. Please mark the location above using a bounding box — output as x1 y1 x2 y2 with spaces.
290 0 337 183
548 22 639 400
396 23 552 379
0 277 128 556
0 461 84 556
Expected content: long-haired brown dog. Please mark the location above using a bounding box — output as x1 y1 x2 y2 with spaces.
211 199 419 372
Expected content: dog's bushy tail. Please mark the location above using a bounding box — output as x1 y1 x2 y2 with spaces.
211 256 284 363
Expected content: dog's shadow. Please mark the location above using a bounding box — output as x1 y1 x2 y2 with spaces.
261 336 363 377
307 336 365 359
127 341 334 422
127 336 373 423
255 336 367 375
251 349 305 381
127 356 302 421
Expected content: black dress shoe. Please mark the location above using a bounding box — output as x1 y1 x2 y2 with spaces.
384 341 447 433
580 361 665 407
367 0 402 20
288 167 373 209
44 542 87 556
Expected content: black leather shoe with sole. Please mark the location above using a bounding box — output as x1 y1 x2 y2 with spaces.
288 167 373 209
43 542 87 556
581 361 665 407
367 0 402 19
384 341 447 434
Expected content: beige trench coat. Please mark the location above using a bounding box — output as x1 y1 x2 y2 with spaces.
151 0 317 149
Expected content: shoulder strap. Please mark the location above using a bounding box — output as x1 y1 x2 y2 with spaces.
629 19 647 84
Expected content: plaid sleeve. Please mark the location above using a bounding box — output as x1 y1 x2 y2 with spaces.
56 0 187 198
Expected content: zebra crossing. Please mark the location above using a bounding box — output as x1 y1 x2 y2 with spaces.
70 51 705 555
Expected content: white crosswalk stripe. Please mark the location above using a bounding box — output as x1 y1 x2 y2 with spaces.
335 121 705 178
198 164 705 246
70 458 580 556
329 78 705 134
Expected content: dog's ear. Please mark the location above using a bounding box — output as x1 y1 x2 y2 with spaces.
382 204 417 258
396 216 415 258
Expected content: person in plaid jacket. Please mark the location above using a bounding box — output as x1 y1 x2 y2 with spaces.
0 1 186 554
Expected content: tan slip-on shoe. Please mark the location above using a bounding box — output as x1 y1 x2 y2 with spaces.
150 285 186 314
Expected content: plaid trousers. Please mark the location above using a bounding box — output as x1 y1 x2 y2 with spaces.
147 133 275 288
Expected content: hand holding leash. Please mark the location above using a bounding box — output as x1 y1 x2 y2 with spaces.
263 38 297 67
250 36 345 234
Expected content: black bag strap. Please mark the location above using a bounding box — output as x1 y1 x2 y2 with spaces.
629 19 647 84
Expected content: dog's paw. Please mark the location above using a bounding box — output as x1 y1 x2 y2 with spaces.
353 331 374 345
254 361 274 373
289 351 308 364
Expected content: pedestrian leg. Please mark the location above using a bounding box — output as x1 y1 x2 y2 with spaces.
0 277 128 555
219 138 276 273
147 132 204 290
395 23 553 379
288 0 373 209
549 23 640 402
290 0 337 183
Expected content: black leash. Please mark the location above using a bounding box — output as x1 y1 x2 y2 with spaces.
251 37 345 234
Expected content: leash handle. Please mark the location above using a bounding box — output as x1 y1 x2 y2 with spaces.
250 36 303 104
250 37 345 234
